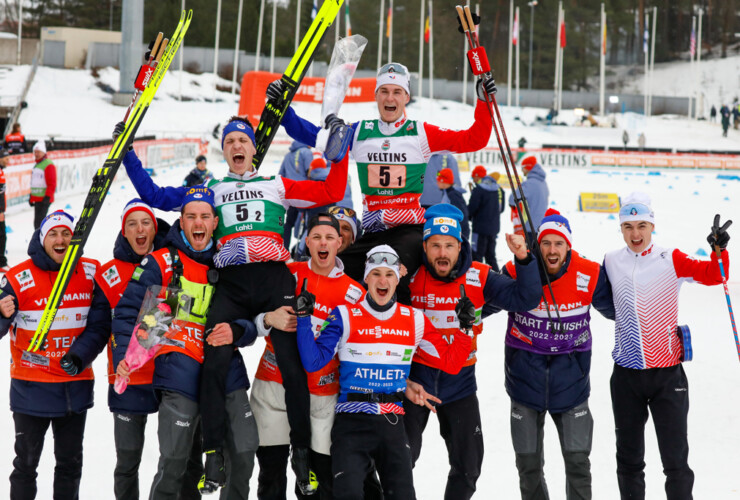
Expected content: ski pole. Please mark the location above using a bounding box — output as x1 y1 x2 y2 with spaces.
714 244 739 361
456 5 563 331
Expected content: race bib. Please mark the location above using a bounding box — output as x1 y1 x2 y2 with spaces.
367 164 407 189
221 201 267 227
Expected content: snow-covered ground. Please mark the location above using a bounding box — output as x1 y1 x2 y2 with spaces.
0 54 737 498
0 158 738 499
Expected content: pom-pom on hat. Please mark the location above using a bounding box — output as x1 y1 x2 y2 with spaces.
423 203 463 242
40 210 74 244
121 198 157 235
471 165 487 179
521 156 537 173
619 191 655 225
182 186 215 208
537 208 572 247
436 168 454 185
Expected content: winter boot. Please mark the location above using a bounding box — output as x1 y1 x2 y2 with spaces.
291 447 318 496
198 449 226 495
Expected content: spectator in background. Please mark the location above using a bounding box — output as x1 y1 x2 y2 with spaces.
29 140 56 230
637 133 646 151
468 166 505 271
733 104 740 130
182 155 214 188
0 149 8 271
420 152 463 209
278 141 312 250
436 168 470 242
709 105 717 122
4 123 27 155
720 104 731 137
509 156 548 240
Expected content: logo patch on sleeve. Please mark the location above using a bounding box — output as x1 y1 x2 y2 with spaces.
131 267 144 281
344 284 363 304
103 266 121 287
576 272 591 292
16 269 35 291
82 262 97 281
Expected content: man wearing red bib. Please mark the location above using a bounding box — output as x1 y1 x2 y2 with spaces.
405 203 541 500
0 210 111 499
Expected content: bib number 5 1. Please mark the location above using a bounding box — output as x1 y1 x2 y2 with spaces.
368 164 407 189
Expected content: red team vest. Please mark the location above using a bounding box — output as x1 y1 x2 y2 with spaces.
409 261 490 368
6 257 100 382
255 261 365 396
96 258 156 386
149 249 211 363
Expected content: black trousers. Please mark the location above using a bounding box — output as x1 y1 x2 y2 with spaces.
404 393 483 500
332 412 414 500
471 233 498 272
0 219 7 267
509 400 594 500
338 224 423 305
10 411 87 500
33 198 51 230
201 262 307 451
610 363 694 500
256 445 383 500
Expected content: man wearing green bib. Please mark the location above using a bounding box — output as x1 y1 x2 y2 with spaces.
30 140 56 229
276 62 496 303
119 115 350 495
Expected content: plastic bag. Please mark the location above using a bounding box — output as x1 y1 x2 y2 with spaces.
320 34 368 123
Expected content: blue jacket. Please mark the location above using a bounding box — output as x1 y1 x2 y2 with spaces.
112 221 257 403
278 141 312 182
420 153 465 207
106 219 170 415
409 240 542 405
0 233 111 417
501 252 615 413
468 176 505 236
441 190 470 242
123 150 188 211
508 163 549 232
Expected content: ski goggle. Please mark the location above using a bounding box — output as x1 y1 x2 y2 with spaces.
365 252 400 267
328 206 357 218
377 62 409 77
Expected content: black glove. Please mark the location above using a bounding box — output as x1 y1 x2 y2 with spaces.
28 200 35 207
295 279 316 318
43 196 50 204
476 76 497 100
266 79 285 102
456 11 481 33
60 353 83 376
112 121 125 141
707 214 732 250
324 113 345 134
455 285 476 332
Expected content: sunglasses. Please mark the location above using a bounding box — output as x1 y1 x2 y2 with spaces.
377 62 409 77
366 252 400 267
328 206 357 219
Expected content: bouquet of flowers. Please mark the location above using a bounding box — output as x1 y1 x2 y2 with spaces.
114 286 191 394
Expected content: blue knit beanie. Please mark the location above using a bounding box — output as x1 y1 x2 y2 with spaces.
423 204 463 242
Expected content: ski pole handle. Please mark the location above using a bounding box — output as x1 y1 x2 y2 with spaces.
456 5 469 32
464 5 477 35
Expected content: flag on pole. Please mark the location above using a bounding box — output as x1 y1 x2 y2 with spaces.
311 0 318 19
424 15 430 43
345 0 352 36
386 6 392 38
690 25 696 57
560 18 566 48
643 25 649 53
513 8 519 46
602 20 607 55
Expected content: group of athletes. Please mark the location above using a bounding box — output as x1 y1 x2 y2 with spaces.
0 60 731 500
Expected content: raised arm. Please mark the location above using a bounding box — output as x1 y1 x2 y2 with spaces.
673 248 729 285
282 152 349 209
483 254 541 312
123 149 188 211
296 307 345 372
423 99 492 154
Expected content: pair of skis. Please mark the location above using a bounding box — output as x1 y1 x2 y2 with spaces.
28 11 193 352
456 5 564 330
30 0 345 350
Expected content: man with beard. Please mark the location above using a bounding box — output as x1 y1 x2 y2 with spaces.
404 203 541 500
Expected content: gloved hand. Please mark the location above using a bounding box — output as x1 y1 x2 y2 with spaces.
42 196 50 204
707 214 732 251
455 285 476 332
476 76 497 100
112 121 125 141
324 113 345 134
60 353 83 376
295 279 316 318
266 79 285 102
28 200 35 207
321 114 351 163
